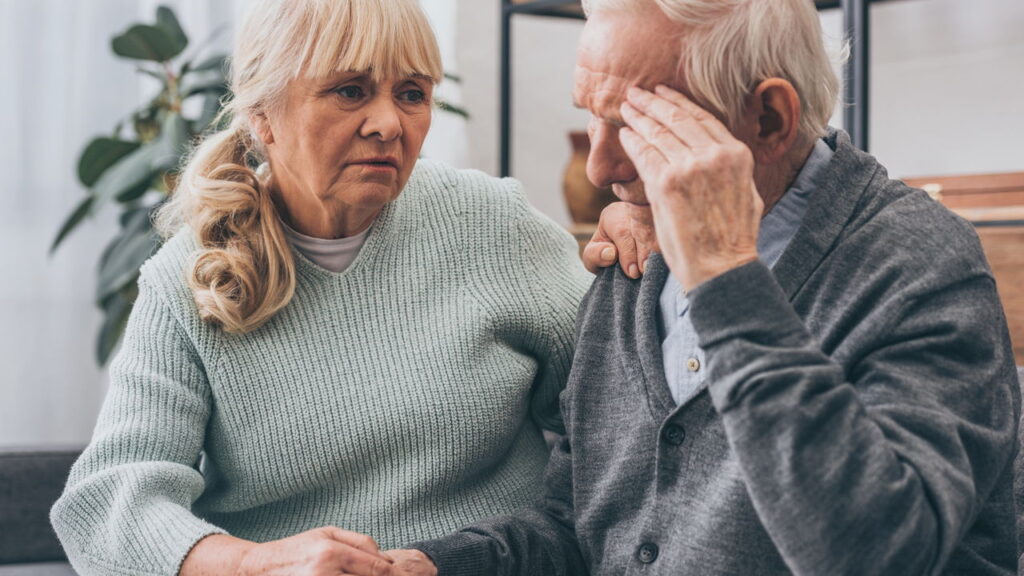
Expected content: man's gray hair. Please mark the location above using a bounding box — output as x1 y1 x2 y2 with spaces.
583 0 844 140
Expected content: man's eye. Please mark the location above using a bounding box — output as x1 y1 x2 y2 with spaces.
399 89 426 103
335 86 365 99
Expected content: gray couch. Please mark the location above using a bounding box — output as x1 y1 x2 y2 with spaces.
0 447 80 575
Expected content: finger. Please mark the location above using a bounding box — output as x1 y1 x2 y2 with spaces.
626 204 658 274
638 245 652 275
618 126 666 184
597 201 641 277
652 85 734 143
620 101 690 160
581 241 618 274
600 221 640 279
626 87 718 149
581 215 615 273
331 544 395 576
322 527 389 559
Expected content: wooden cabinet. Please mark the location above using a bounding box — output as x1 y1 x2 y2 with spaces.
903 172 1024 365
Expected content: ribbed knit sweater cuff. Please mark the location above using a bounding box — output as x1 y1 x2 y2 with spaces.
408 533 494 576
63 508 226 576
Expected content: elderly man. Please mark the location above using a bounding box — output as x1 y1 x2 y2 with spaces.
387 0 1020 574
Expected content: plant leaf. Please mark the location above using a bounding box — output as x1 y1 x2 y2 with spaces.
50 196 96 255
96 282 138 366
112 24 186 62
435 98 470 120
180 68 228 97
115 179 157 203
190 54 227 73
90 145 160 215
152 113 191 170
136 66 167 83
96 208 161 303
443 72 463 83
192 92 228 135
155 6 189 50
78 137 141 187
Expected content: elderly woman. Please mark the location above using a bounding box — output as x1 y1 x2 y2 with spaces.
49 0 614 574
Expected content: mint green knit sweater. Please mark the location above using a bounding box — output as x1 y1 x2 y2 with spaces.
50 160 592 576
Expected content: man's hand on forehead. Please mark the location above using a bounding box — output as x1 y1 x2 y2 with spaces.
618 84 762 291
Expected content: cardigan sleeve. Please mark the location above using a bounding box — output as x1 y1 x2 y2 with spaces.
409 404 587 575
688 261 1018 576
50 275 226 576
503 183 593 433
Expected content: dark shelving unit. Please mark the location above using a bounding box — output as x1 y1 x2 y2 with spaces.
499 0 886 177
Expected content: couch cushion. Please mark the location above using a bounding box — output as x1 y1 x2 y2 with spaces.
0 449 81 564
0 563 77 575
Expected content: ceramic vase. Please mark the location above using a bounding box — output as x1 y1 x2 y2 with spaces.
563 131 617 224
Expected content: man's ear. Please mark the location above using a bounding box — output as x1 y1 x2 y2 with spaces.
249 111 275 146
743 78 801 164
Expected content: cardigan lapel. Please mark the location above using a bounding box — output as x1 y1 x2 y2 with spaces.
771 129 881 300
632 254 678 418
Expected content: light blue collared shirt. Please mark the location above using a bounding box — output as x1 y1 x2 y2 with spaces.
657 138 834 406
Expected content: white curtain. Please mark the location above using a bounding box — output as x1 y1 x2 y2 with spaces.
0 0 464 449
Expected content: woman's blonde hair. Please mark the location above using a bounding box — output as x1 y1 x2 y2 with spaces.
582 0 843 141
156 0 443 334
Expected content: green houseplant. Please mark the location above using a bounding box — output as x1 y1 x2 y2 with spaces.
51 6 229 365
53 6 469 366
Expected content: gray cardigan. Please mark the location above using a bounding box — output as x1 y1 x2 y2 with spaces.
411 129 1020 575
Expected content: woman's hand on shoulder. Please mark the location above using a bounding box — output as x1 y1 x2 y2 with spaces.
234 526 395 576
581 201 656 279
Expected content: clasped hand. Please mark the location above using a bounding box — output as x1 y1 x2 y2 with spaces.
233 527 435 576
612 85 762 291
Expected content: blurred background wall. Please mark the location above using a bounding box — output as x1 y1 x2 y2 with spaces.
2 0 1022 448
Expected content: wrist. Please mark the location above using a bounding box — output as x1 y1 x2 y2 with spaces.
180 534 255 576
679 253 758 292
232 542 261 576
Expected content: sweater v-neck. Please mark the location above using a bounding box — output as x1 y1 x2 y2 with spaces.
290 197 398 284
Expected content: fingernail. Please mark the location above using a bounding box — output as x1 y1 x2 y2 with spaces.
601 246 616 261
639 258 647 274
628 264 639 278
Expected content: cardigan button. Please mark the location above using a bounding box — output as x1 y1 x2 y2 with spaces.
637 542 659 564
662 425 686 446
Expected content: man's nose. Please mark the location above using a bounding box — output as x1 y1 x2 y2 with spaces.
586 123 638 189
360 96 403 142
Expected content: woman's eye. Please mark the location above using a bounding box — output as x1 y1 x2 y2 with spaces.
399 89 427 103
335 86 365 100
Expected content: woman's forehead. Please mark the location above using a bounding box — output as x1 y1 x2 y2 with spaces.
313 69 436 84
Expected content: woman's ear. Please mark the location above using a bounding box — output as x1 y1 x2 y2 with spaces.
744 78 801 164
249 111 275 146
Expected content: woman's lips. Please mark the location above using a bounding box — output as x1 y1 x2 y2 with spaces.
349 157 399 171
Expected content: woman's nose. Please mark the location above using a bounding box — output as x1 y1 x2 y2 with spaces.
360 97 403 142
586 124 638 189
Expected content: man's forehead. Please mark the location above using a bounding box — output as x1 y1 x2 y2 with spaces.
573 67 632 116
573 9 683 115
572 56 683 119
